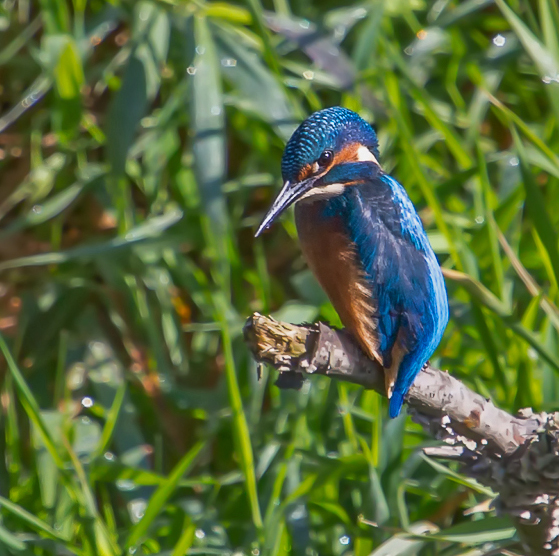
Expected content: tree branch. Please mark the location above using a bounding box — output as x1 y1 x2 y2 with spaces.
243 312 559 556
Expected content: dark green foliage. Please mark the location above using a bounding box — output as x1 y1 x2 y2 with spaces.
0 0 558 554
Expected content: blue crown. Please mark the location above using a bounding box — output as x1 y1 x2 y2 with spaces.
281 107 379 183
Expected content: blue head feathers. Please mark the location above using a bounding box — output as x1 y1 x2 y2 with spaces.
255 107 381 237
281 107 379 184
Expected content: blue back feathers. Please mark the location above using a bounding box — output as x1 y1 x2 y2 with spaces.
282 107 379 183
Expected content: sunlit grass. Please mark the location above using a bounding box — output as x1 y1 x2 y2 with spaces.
0 0 558 554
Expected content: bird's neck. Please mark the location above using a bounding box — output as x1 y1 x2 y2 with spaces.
296 192 347 224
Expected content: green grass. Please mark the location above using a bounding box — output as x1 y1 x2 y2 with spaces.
0 0 558 554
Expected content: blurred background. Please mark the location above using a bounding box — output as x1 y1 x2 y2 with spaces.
1 0 559 554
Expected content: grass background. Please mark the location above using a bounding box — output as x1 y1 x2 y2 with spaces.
1 0 559 554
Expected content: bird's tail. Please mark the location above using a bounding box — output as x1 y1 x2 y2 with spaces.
389 390 406 418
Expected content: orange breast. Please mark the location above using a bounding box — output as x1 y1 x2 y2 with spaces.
295 202 382 365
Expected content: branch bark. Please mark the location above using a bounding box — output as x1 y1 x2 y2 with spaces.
243 312 559 556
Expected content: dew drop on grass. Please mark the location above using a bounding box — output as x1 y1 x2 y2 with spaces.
493 34 505 47
116 479 136 491
129 499 147 523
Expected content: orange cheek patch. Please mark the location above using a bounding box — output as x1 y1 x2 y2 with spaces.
332 143 360 166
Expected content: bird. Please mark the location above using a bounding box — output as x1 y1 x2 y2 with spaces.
255 106 449 418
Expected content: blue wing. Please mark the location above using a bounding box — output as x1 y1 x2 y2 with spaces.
328 172 448 416
350 177 434 360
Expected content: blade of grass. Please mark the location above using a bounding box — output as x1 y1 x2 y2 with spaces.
0 16 42 65
496 222 559 332
62 436 120 556
0 333 66 471
369 521 439 556
476 144 505 300
337 383 359 453
171 516 196 556
420 455 494 496
495 0 559 122
409 87 471 169
496 0 559 78
533 230 559 294
482 86 559 173
0 524 27 552
0 207 183 271
0 75 52 134
126 441 205 549
470 302 508 393
4 375 22 482
0 495 81 552
192 16 230 292
213 292 264 533
243 0 282 76
427 516 515 544
512 126 559 286
384 72 462 270
443 269 559 372
540 0 559 60
94 382 127 459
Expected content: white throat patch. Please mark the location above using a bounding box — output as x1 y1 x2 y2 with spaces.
299 183 345 203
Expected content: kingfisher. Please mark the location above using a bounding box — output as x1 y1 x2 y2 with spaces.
255 107 449 418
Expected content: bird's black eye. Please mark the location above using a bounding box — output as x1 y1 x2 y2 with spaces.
317 150 333 167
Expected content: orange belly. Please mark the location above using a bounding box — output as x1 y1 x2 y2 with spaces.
295 202 382 365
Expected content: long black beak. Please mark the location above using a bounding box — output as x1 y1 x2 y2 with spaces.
255 178 315 237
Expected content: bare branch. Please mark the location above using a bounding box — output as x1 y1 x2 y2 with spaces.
243 312 559 556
